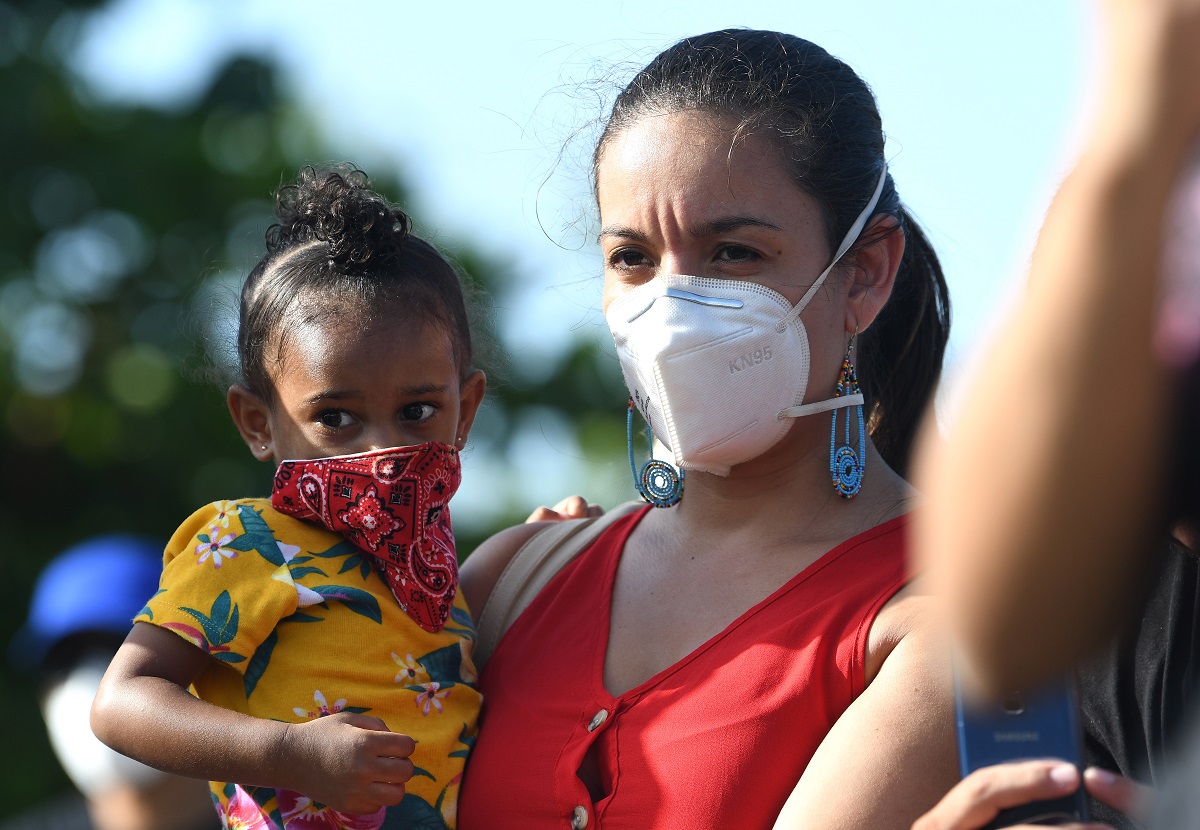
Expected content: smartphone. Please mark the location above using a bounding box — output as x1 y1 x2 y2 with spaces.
954 673 1089 828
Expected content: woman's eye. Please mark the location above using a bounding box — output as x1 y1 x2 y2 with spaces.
317 411 354 429
401 403 436 422
608 248 650 270
715 244 759 263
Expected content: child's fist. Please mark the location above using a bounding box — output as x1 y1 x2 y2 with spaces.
281 712 416 815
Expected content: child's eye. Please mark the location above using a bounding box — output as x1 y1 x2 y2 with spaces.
400 403 436 422
318 410 355 429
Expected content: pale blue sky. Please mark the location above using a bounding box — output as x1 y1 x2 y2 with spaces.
69 0 1098 523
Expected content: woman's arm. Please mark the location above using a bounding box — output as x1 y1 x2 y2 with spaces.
458 520 562 615
91 622 415 814
914 0 1200 694
773 595 959 830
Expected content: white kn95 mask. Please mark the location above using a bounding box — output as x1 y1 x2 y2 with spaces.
606 166 886 476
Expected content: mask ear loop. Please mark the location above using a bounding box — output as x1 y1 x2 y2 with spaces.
627 397 684 507
830 331 866 498
776 164 889 334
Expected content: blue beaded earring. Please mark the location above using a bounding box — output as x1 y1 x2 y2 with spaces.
830 334 866 499
627 397 684 507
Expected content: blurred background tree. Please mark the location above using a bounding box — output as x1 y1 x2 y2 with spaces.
0 0 629 817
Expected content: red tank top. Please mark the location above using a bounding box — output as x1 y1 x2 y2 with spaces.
458 508 910 830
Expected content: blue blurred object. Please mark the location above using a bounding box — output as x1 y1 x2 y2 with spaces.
11 535 164 671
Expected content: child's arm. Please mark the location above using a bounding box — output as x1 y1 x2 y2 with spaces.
91 622 415 815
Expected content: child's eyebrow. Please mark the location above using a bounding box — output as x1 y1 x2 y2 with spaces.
302 390 361 406
400 383 452 396
301 384 452 407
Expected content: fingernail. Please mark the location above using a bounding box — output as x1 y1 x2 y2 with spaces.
1049 764 1079 787
1085 767 1117 786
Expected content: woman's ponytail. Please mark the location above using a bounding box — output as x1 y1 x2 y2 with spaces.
859 209 951 478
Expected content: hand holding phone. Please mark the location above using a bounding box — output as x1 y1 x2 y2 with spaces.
954 674 1089 828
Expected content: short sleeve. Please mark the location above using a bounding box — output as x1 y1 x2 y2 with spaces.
136 499 301 676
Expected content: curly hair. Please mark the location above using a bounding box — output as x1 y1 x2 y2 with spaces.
235 164 474 401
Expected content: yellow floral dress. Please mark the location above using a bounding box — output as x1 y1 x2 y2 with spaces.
136 498 480 830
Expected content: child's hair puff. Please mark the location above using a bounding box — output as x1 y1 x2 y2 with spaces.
236 163 474 401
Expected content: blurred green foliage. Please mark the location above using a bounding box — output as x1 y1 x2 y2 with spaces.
0 0 627 817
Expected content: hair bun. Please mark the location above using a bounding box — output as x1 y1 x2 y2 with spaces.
268 164 411 271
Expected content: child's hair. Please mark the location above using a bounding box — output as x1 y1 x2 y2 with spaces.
236 163 474 401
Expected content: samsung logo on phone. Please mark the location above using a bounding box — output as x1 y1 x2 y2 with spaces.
993 730 1040 742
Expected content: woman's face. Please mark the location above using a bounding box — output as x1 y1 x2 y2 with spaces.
596 109 851 406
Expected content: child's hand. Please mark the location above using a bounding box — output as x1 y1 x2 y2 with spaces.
281 712 416 815
525 496 604 523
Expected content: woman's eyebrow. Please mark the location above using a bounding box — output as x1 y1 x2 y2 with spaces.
598 225 650 244
598 217 781 244
690 216 782 237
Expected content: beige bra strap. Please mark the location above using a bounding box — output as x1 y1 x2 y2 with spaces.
473 501 645 672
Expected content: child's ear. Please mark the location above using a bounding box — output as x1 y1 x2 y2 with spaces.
227 384 275 462
454 370 487 450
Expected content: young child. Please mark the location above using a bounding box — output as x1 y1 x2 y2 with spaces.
91 164 487 830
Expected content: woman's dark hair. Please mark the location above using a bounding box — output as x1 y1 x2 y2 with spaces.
594 29 951 477
236 164 474 401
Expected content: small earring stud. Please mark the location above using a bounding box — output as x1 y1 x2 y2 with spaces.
260 445 268 451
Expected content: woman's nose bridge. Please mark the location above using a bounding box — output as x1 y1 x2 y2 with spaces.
659 249 702 277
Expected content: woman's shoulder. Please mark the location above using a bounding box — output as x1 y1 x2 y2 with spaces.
864 587 941 686
458 521 563 618
459 502 647 617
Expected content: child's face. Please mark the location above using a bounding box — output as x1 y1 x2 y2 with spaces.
228 316 485 463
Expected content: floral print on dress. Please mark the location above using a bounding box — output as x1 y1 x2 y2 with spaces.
220 786 273 829
293 690 348 720
415 682 450 716
196 525 239 568
138 498 477 829
392 653 428 684
212 500 240 529
276 789 385 830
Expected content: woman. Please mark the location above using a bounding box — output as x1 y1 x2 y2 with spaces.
459 30 956 829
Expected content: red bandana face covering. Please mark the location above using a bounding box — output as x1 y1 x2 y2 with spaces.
270 443 461 632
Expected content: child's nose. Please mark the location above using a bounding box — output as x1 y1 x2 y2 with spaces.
362 427 420 452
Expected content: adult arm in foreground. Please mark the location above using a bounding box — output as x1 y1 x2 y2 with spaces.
914 0 1200 694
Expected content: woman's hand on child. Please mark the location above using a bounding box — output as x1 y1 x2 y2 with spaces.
280 712 416 815
525 496 604 523
911 760 1153 830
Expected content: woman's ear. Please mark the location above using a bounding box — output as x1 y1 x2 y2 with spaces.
454 370 487 449
227 384 275 462
846 215 905 333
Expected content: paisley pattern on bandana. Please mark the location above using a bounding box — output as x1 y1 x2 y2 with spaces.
271 443 461 632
